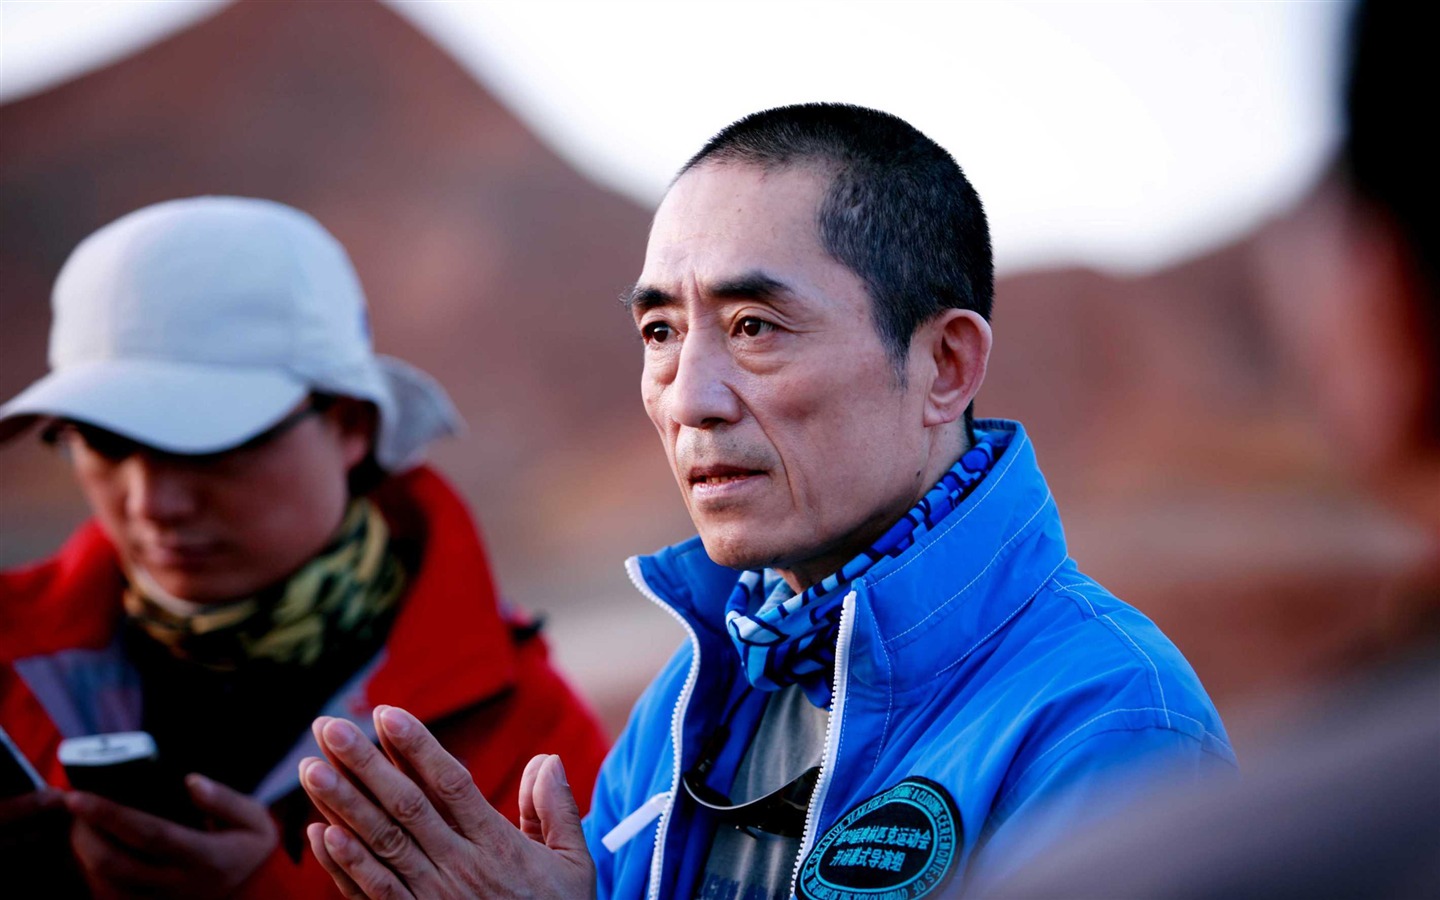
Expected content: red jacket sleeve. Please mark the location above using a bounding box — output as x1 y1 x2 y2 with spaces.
235 635 610 899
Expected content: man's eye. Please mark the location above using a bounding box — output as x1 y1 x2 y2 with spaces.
73 425 138 462
641 322 673 343
735 316 775 338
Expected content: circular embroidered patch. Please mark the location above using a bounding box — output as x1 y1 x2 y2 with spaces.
796 777 961 900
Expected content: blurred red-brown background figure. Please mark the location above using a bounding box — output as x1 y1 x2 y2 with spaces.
995 1 1440 893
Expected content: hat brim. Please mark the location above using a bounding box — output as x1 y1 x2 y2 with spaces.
0 359 310 454
366 356 464 472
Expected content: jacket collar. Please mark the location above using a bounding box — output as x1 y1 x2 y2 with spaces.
9 467 518 735
8 467 518 804
339 467 519 720
844 420 1067 692
254 466 522 804
633 420 1068 693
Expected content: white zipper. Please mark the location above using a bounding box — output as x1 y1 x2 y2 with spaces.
624 556 702 900
789 589 859 897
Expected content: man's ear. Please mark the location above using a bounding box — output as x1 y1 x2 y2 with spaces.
328 398 379 469
919 309 992 428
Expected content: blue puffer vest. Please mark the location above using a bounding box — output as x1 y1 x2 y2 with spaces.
583 420 1236 899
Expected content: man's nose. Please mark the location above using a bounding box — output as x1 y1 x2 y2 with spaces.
666 334 743 428
123 455 199 524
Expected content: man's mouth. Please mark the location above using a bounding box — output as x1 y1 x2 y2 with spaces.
688 464 765 486
139 539 221 569
686 465 768 503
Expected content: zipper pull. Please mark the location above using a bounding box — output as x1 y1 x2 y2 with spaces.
601 791 672 853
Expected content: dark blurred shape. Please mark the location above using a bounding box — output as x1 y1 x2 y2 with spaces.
986 648 1440 899
1347 0 1439 325
989 240 1429 743
990 2 1440 896
0 788 87 897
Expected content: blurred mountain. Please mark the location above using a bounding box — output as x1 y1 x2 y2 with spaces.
0 0 1425 744
0 0 682 728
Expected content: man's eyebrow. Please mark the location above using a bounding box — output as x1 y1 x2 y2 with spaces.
620 284 672 311
710 272 796 302
620 272 797 311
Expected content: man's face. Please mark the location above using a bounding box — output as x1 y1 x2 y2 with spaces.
633 162 938 588
63 401 369 603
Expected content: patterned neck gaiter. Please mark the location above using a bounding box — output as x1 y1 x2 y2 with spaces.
725 436 999 709
123 498 407 672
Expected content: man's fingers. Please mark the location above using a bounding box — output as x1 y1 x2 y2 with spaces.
308 822 366 900
372 725 447 829
71 817 177 890
530 755 588 857
64 790 199 858
185 774 274 834
312 717 352 781
374 705 504 840
0 788 63 827
301 757 347 827
319 717 460 853
300 742 441 885
322 823 417 900
517 754 548 843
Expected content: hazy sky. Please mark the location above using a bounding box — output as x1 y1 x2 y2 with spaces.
0 0 1351 273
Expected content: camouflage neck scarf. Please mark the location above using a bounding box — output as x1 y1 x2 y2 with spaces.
123 499 406 672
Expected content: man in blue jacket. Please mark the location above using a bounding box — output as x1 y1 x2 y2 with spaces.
299 103 1234 900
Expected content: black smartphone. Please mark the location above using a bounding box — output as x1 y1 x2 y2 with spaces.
1 724 44 799
58 732 199 826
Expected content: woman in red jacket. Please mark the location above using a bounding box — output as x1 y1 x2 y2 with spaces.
0 196 609 898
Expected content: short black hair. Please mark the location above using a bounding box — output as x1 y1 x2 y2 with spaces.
680 103 993 430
